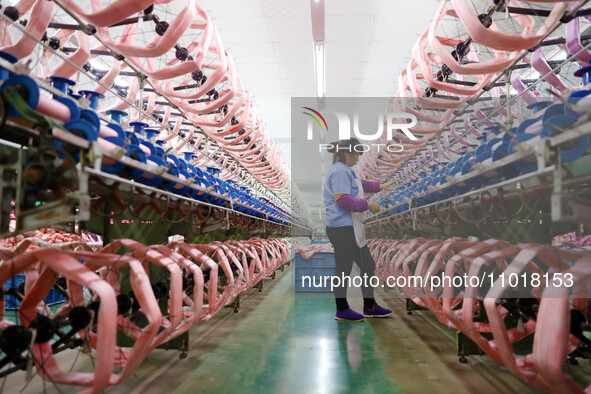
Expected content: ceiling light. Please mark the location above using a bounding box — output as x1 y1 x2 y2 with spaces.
310 0 325 98
314 42 325 98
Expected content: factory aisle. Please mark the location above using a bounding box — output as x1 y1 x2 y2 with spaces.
107 266 541 394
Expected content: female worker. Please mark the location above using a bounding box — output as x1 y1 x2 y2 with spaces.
324 138 395 322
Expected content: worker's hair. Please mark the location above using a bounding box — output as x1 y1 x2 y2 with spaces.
327 138 362 163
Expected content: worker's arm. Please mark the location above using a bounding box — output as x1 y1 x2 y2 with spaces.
361 180 380 193
334 194 368 212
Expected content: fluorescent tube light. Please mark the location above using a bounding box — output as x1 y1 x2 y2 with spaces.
314 42 325 98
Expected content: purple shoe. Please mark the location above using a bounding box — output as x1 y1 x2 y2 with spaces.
363 303 392 318
335 308 364 322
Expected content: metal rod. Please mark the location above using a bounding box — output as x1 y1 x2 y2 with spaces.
496 6 591 18
47 16 151 31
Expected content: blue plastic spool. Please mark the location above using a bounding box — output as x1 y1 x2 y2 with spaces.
428 176 443 201
154 140 166 157
449 158 470 195
254 199 266 217
460 148 481 190
106 109 128 123
541 114 590 162
129 121 149 137
165 153 180 168
131 155 166 187
79 90 104 111
199 170 224 205
145 128 160 140
484 125 501 135
574 64 591 85
186 163 201 178
209 184 226 206
0 74 40 117
56 96 80 120
126 145 148 179
0 51 17 82
177 158 188 171
125 131 140 146
233 194 250 213
80 108 101 131
502 127 517 143
476 132 487 146
140 140 157 156
527 100 553 116
188 167 209 201
166 168 192 195
440 162 456 196
461 144 478 162
477 138 502 185
238 187 255 214
246 198 260 216
125 144 147 161
206 167 221 177
101 136 127 174
106 123 126 140
240 197 256 215
183 161 196 175
49 76 75 94
461 160 483 190
422 180 435 203
49 76 80 120
223 180 237 194
564 90 591 118
542 103 566 124
492 142 519 179
53 118 98 161
507 133 538 173
163 154 189 194
434 169 449 199
516 118 540 136
209 174 223 188
64 118 98 141
415 173 428 205
541 114 578 138
466 135 499 186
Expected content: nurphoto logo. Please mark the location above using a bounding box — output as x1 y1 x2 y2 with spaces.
303 107 418 153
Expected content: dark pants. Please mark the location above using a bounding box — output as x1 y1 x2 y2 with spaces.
326 226 376 311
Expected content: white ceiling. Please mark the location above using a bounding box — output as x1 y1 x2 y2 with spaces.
198 0 441 207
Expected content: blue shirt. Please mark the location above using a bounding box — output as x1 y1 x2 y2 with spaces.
323 161 360 227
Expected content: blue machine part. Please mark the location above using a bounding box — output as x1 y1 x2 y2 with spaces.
106 109 128 123
100 136 127 174
49 76 76 95
106 123 126 140
0 74 40 117
80 108 101 130
79 90 105 110
55 96 80 120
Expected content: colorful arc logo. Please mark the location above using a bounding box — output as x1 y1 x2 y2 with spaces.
302 107 328 131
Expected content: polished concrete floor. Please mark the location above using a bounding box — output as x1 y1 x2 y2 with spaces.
8 265 549 393
110 266 541 394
